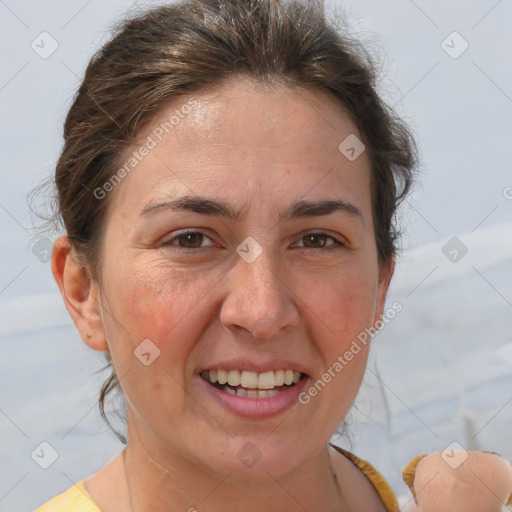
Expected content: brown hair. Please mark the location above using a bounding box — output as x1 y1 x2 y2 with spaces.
42 0 418 443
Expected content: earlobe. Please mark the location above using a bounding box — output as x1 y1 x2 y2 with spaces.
51 236 109 352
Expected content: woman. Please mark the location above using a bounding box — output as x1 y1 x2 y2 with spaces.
37 0 417 510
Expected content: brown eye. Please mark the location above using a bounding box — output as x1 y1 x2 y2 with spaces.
293 232 345 252
175 232 204 248
300 233 338 249
303 233 328 248
163 231 215 250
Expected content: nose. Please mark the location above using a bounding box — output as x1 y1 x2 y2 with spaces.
219 248 300 340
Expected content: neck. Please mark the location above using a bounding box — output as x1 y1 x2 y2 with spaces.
122 422 344 512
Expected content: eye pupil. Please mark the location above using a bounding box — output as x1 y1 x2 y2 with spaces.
179 233 202 248
304 234 327 248
170 232 336 251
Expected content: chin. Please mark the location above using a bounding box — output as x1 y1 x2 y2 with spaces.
200 435 304 482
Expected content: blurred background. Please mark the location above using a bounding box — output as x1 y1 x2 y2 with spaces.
0 0 511 510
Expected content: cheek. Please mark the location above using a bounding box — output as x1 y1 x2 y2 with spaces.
302 268 379 345
315 269 379 403
104 262 227 395
101 267 208 421
109 261 210 340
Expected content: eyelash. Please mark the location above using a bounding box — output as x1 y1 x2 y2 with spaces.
161 230 345 253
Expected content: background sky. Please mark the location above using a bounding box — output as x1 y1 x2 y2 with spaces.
1 1 511 510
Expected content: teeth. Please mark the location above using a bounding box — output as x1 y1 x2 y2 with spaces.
275 370 285 386
232 387 281 398
241 370 258 389
227 370 240 386
217 370 228 385
205 369 302 389
257 371 275 389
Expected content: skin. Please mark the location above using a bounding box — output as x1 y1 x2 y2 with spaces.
408 451 512 512
52 77 394 511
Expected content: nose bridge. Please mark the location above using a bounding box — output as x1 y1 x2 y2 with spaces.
220 242 299 339
247 253 283 304
236 244 284 311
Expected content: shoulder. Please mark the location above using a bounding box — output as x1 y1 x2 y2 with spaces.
34 481 101 512
329 443 399 512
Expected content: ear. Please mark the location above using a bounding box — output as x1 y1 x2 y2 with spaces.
374 256 395 325
51 236 108 351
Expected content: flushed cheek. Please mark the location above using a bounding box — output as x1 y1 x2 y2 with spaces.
108 286 194 419
100 271 202 396
312 274 376 412
120 265 213 340
302 274 378 344
123 293 197 378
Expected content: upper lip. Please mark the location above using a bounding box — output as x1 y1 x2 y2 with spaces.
199 358 309 376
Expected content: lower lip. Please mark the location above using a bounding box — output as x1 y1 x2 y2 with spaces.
199 375 309 419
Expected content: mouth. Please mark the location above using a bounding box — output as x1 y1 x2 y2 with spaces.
200 369 306 399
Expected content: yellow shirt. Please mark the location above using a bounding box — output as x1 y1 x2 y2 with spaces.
35 445 399 512
35 480 98 512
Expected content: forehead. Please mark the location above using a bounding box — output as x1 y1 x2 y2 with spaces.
109 78 371 215
147 78 360 156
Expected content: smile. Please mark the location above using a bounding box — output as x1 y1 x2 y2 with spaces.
200 369 303 398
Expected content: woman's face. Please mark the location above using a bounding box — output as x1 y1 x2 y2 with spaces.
94 78 392 479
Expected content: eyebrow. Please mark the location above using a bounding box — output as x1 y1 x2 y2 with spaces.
141 196 364 224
